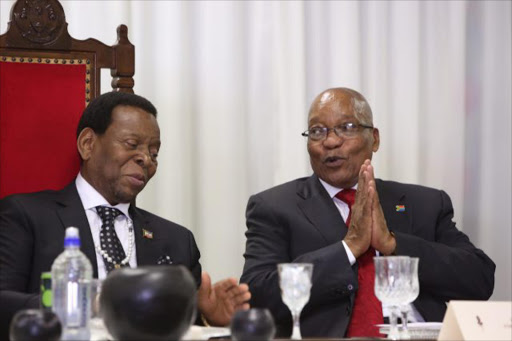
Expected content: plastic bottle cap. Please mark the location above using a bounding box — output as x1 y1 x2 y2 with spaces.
64 227 81 247
65 227 79 238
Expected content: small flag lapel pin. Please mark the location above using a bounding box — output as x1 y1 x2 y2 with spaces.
395 205 405 212
142 229 154 239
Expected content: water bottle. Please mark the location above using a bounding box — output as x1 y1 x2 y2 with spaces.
51 227 92 340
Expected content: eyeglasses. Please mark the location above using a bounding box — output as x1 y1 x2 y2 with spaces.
301 122 374 141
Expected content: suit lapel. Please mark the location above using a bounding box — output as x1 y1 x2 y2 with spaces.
129 206 155 266
376 180 411 234
55 182 99 278
297 175 347 244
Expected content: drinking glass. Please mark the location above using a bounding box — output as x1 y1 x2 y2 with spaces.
90 278 103 319
374 256 410 340
89 279 110 340
399 257 419 339
277 263 313 340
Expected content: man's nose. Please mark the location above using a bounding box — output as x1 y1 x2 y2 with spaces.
323 129 343 147
135 150 151 166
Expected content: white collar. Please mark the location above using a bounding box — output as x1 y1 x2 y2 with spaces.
75 172 131 217
318 177 358 199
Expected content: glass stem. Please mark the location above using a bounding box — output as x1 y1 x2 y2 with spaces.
291 312 302 340
388 306 400 340
401 309 411 339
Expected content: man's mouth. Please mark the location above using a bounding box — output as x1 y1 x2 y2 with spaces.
323 156 345 167
126 173 146 187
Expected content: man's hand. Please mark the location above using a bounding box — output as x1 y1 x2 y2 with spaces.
366 162 396 255
197 271 251 326
343 160 374 258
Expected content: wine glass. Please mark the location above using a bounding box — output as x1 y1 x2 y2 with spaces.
374 256 410 340
399 257 419 339
277 263 313 340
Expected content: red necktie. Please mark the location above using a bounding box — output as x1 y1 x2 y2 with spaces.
336 189 384 338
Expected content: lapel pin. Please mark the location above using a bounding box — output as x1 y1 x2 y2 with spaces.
142 229 154 239
395 205 405 212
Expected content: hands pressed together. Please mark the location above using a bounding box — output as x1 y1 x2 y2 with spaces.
197 271 251 326
343 160 396 258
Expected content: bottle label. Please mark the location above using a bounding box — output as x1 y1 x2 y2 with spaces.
67 281 91 328
52 280 91 329
40 272 52 310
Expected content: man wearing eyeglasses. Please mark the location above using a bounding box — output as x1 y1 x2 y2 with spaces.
240 87 495 338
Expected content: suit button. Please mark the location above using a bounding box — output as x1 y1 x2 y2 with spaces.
347 284 354 291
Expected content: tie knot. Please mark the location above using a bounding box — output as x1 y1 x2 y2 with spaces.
335 189 356 208
96 206 123 223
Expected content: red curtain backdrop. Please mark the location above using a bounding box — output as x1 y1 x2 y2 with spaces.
0 61 86 198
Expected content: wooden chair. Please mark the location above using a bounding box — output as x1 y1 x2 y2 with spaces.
0 0 135 198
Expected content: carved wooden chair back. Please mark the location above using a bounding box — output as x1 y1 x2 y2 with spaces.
0 0 135 198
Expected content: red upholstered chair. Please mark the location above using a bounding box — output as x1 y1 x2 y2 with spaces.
0 0 135 198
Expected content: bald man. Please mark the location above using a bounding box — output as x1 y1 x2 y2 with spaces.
240 87 495 338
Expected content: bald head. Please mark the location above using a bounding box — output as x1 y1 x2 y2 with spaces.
308 88 373 126
306 87 379 188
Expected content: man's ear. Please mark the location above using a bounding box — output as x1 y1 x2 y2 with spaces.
372 128 380 152
77 128 97 161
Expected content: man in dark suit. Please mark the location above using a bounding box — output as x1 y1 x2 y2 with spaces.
240 87 495 338
0 92 250 339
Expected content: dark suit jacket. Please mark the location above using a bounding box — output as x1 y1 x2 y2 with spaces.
240 175 495 338
0 182 201 339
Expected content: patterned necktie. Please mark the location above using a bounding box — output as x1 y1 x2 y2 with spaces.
335 189 384 338
96 206 129 273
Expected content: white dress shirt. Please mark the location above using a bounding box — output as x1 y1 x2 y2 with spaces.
318 178 424 322
75 172 138 280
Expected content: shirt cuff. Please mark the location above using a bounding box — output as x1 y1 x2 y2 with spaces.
342 240 356 266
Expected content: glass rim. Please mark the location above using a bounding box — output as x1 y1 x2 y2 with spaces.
373 255 410 260
277 262 313 268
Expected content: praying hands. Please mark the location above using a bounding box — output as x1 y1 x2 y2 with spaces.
344 160 396 258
